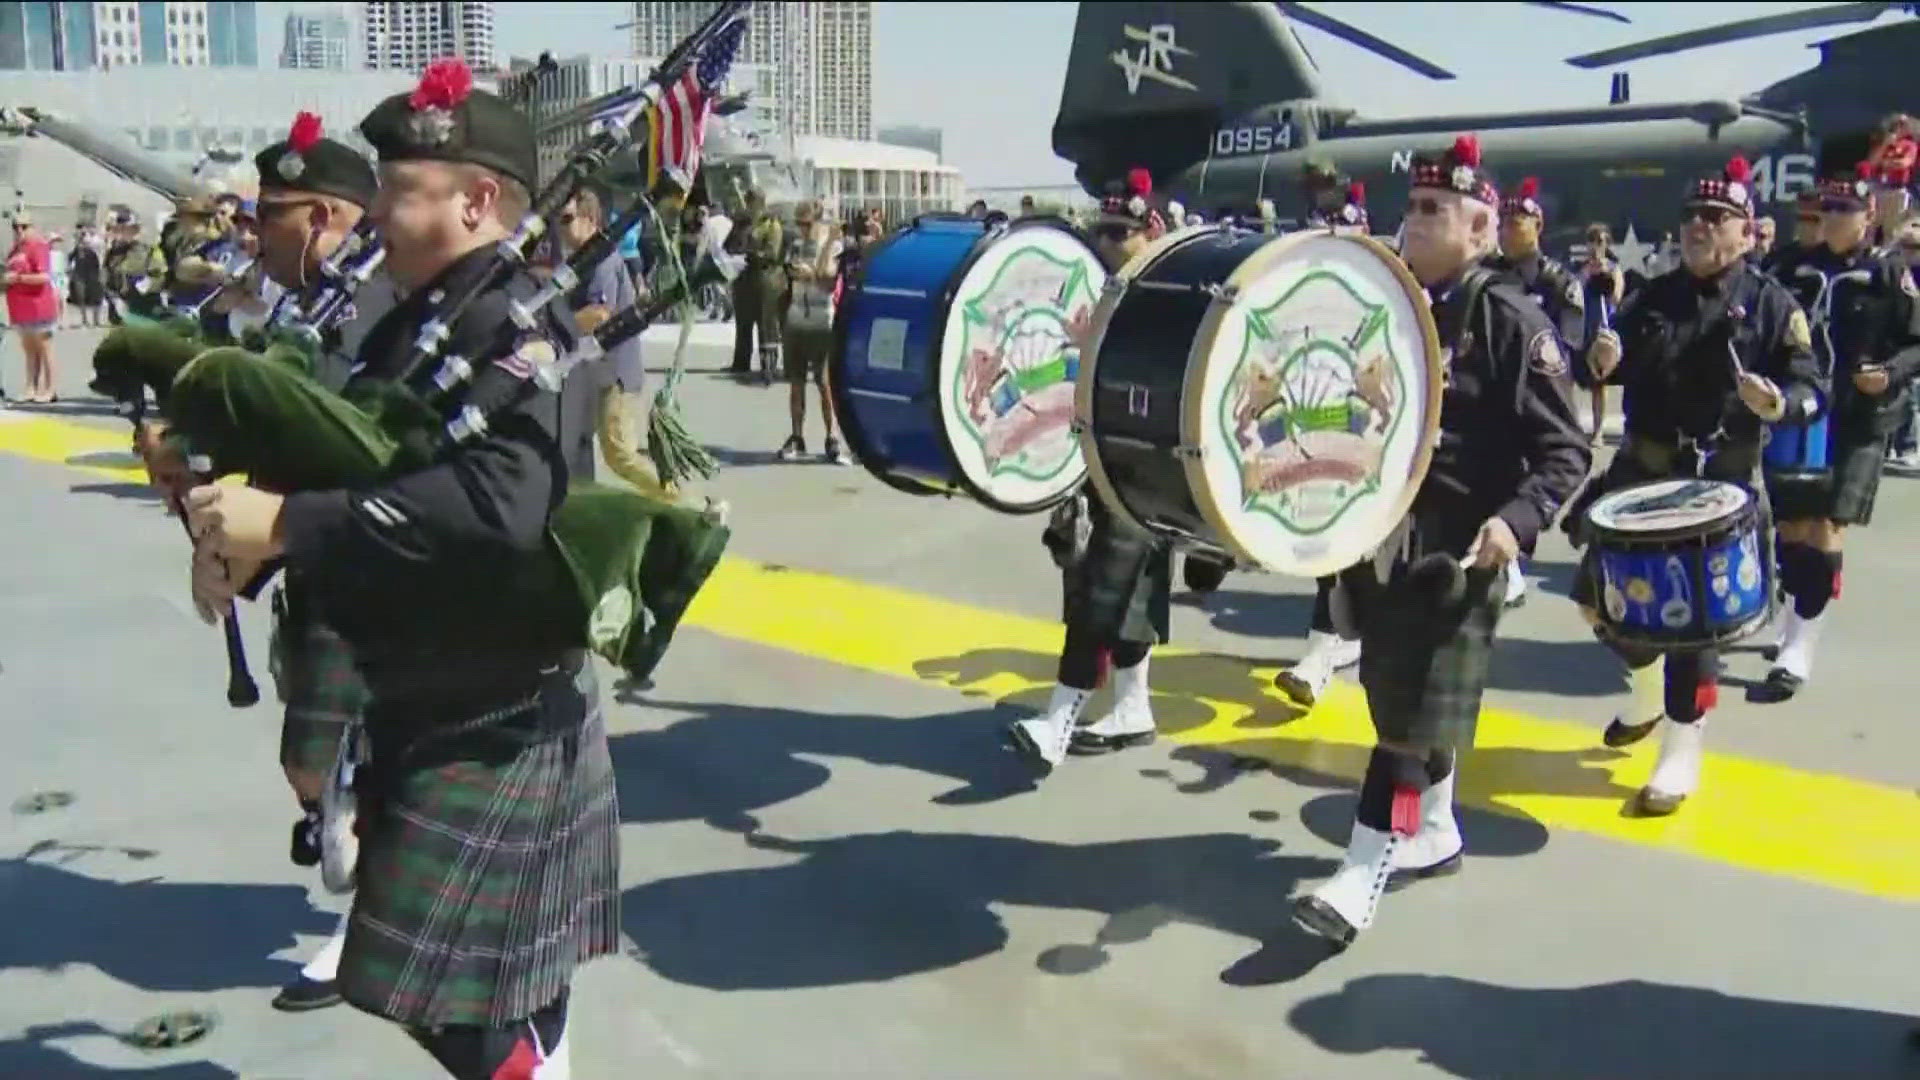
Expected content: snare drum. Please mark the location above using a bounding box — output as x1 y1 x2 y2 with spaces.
832 213 1105 514
1762 410 1832 482
1076 225 1444 578
1585 478 1772 651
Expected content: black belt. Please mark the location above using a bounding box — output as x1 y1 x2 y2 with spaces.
1623 434 1760 479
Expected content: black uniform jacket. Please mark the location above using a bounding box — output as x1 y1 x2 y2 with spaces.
279 246 584 709
1412 268 1593 558
1604 258 1824 451
1486 251 1588 357
1769 242 1920 437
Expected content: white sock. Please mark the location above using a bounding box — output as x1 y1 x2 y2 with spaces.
299 909 349 982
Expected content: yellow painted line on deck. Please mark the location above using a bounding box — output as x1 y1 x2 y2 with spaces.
4 411 1915 902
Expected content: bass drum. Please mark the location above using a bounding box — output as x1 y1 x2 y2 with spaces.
832 212 1106 514
1076 225 1444 579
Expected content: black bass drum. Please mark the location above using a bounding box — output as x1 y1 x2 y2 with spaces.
1076 225 1444 579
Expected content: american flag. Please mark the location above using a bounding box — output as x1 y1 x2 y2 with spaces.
644 13 748 192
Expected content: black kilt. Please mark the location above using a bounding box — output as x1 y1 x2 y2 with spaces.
1060 500 1171 646
273 599 369 779
1351 567 1504 751
340 662 621 1029
1767 430 1887 526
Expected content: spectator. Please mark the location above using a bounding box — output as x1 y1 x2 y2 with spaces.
775 200 847 463
67 226 105 328
5 211 59 403
560 188 672 498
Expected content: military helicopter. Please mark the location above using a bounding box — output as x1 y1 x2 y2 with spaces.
1051 2 1920 271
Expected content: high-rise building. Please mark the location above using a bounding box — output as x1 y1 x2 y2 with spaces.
628 1 872 140
1 2 258 71
281 5 355 71
362 1 494 75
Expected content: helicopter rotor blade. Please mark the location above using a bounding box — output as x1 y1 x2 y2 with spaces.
1275 3 1455 80
1524 1 1632 24
1565 2 1897 69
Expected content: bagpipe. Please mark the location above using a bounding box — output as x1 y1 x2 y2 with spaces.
102 0 752 695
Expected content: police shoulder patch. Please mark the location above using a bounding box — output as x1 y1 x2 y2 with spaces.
1526 328 1567 377
1785 307 1813 351
1901 267 1918 297
1565 279 1584 307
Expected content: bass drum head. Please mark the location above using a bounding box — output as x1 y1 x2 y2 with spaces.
1075 224 1217 541
935 218 1104 513
1589 479 1751 535
1181 231 1444 579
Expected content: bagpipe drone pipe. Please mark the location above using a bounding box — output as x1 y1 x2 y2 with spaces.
147 3 751 687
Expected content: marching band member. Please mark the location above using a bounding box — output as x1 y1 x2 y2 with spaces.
1017 169 1170 773
252 113 389 1013
1571 156 1822 813
1277 175 1371 708
1293 135 1591 948
140 112 395 1013
1760 137 1920 700
1488 177 1590 610
184 63 614 1078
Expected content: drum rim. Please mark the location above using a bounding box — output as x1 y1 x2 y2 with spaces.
1074 224 1222 541
1178 228 1444 578
1587 478 1755 540
938 216 1101 514
835 215 1101 515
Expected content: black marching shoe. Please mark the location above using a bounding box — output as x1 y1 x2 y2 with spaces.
271 976 342 1012
1602 715 1661 748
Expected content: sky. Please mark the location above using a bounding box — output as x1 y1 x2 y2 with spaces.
256 2 1895 189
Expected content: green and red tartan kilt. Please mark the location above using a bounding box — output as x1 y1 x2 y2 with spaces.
339 663 622 1029
275 612 370 779
1350 567 1505 753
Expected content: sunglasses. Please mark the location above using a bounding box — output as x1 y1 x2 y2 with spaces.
1406 197 1446 217
1093 223 1134 242
1819 199 1867 214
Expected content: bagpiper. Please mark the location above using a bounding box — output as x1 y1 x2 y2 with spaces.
184 60 616 1078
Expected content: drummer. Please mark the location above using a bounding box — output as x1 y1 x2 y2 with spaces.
1016 168 1170 774
1292 134 1591 950
1759 136 1920 701
1276 171 1371 709
1572 155 1823 813
1487 177 1590 611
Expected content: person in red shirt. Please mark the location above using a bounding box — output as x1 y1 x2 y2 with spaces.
4 211 59 402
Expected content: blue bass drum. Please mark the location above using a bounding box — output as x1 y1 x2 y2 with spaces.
832 213 1106 514
1585 478 1772 651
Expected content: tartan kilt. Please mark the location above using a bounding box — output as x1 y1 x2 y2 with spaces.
275 612 369 779
1827 432 1887 526
1060 500 1172 646
1352 567 1504 752
340 663 621 1029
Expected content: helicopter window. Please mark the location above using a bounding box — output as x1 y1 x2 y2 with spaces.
172 128 194 152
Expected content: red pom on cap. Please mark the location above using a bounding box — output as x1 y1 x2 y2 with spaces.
1347 180 1365 205
1724 156 1753 184
409 57 474 112
1858 159 1877 181
1126 167 1153 197
287 111 323 154
1451 133 1481 168
1517 176 1540 199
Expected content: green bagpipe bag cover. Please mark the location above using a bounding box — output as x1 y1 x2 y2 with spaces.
90 313 210 406
167 344 731 683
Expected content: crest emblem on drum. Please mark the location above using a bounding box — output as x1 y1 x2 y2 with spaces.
950 245 1099 485
1220 272 1408 534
